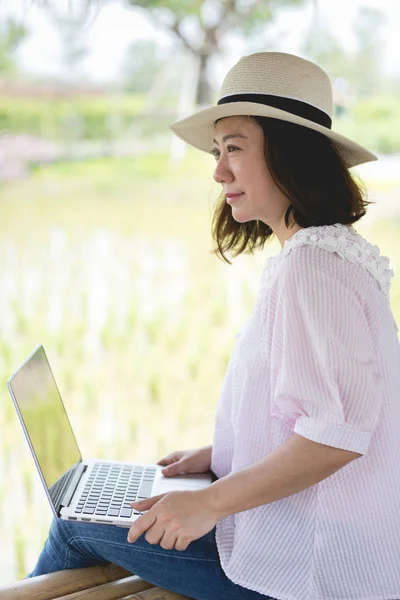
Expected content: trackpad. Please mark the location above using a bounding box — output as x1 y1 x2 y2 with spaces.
157 473 212 494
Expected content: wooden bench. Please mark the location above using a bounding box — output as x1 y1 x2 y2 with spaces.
0 563 189 599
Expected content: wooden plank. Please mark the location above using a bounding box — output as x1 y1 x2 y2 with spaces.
54 576 154 600
0 565 148 600
127 588 189 599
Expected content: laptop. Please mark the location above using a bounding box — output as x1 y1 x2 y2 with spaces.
7 345 212 527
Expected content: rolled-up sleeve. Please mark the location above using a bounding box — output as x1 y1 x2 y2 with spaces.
268 264 384 454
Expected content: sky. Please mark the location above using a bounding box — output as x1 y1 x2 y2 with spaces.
0 0 399 84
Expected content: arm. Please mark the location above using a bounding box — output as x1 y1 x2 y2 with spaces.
127 433 360 550
205 433 361 520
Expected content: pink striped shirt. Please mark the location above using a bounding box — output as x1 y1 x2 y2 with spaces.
211 223 400 600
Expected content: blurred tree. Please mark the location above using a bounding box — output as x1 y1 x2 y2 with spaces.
352 7 386 97
0 19 29 74
122 40 167 93
125 0 308 105
39 1 99 146
43 3 91 79
302 5 386 99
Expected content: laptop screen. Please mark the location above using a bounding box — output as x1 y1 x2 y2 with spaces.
8 346 81 493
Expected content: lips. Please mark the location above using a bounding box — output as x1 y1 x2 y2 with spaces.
225 192 243 204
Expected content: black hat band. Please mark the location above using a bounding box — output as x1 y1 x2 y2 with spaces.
217 93 332 129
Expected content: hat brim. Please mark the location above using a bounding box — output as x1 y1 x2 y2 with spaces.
169 102 377 168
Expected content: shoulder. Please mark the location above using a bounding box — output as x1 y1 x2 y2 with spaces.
262 224 393 302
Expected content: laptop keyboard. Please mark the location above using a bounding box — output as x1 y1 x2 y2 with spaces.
51 474 66 501
74 464 157 519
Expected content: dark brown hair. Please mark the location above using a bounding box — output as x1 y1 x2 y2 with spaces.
211 116 374 264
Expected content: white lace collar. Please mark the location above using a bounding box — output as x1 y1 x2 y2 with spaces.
262 223 394 299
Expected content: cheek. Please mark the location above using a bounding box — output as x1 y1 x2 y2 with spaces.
236 160 264 188
233 154 274 195
246 168 274 198
244 155 271 184
256 166 278 195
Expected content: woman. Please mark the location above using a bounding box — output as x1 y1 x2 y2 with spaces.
29 53 400 600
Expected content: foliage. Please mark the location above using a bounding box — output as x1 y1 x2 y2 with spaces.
303 6 387 98
41 1 97 78
129 0 303 28
0 19 29 74
1 92 400 152
335 96 400 154
125 0 306 104
0 95 154 140
122 40 170 94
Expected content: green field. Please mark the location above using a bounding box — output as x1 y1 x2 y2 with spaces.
0 150 399 582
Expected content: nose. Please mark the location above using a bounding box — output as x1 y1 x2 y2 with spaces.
213 154 234 185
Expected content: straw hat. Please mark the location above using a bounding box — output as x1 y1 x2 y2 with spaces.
169 52 377 168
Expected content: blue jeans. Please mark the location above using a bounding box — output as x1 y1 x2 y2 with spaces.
29 517 275 600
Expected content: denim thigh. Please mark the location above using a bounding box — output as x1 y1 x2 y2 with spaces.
29 517 274 600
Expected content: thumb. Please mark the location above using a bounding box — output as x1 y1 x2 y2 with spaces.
131 493 165 511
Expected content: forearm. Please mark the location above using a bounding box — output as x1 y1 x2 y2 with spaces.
205 433 361 520
202 444 213 467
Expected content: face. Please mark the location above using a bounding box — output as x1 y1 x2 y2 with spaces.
212 116 302 246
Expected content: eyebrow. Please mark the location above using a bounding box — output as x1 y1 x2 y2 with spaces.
212 133 248 145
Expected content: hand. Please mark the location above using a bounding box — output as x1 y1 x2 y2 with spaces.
126 488 217 551
157 445 212 477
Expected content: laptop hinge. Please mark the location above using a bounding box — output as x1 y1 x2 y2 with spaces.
61 463 87 509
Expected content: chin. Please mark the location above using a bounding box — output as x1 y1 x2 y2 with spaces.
231 210 253 223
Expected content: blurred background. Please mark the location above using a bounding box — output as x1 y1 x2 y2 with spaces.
0 0 399 584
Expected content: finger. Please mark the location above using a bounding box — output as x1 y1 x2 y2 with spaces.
145 521 166 546
160 532 178 551
157 457 173 465
161 460 187 476
131 493 165 511
157 454 180 466
175 536 190 552
127 512 156 544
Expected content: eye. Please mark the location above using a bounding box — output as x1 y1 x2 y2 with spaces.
211 145 240 160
